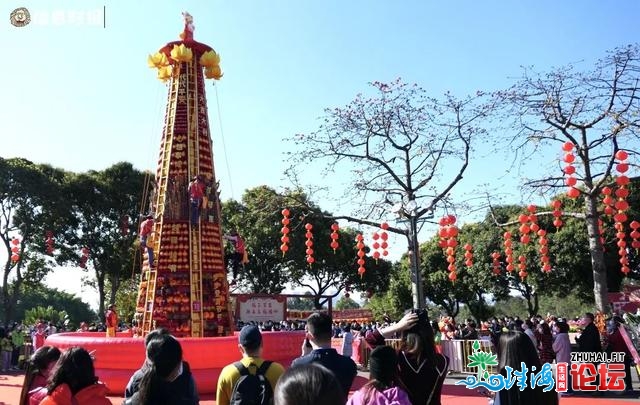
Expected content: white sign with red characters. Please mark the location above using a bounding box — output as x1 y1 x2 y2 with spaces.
236 295 286 323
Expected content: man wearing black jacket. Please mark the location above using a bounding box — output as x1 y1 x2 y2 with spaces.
576 312 602 353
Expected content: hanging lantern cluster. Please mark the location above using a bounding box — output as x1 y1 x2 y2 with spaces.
562 141 580 199
551 199 563 228
538 229 551 273
305 223 314 266
518 213 532 245
518 254 528 280
438 215 459 281
463 244 473 268
614 150 631 274
371 231 381 262
330 223 340 253
379 223 389 257
491 252 501 275
10 238 20 262
45 231 54 255
355 233 366 278
528 205 540 233
280 209 290 256
631 221 640 251
503 231 515 273
601 187 615 217
80 247 89 269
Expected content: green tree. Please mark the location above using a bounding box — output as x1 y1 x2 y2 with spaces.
11 283 96 327
66 162 146 318
335 296 361 310
366 262 413 321
24 306 68 327
498 44 640 311
0 158 73 327
287 294 315 310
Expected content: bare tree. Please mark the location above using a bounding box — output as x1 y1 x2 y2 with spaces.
499 44 640 312
287 79 493 308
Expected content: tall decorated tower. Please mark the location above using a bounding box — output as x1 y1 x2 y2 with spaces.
135 12 231 337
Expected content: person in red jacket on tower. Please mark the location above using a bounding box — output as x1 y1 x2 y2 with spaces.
188 175 206 226
224 230 246 284
139 215 155 268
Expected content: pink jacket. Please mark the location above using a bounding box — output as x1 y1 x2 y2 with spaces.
347 386 412 405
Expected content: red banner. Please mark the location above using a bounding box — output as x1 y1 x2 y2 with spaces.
618 325 640 364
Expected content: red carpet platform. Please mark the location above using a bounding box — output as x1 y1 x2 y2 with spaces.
2 371 639 404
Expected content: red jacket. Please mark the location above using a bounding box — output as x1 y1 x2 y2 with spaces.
106 310 118 328
188 181 205 199
139 219 153 237
39 383 111 405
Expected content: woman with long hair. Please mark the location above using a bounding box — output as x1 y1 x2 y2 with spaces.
536 323 555 365
274 363 345 405
365 310 449 405
38 347 110 405
347 345 410 405
124 333 198 404
495 331 558 405
18 346 61 405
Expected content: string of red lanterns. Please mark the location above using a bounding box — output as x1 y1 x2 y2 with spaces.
518 213 532 245
614 150 631 275
304 223 314 266
355 233 366 278
561 141 580 199
371 231 381 262
551 200 563 229
630 221 640 251
438 215 458 282
601 186 615 217
10 238 20 262
538 229 551 273
491 252 501 275
330 223 339 253
280 208 290 256
379 222 389 258
463 243 473 268
518 254 527 280
503 231 515 273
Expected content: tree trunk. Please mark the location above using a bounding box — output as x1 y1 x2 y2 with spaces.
584 195 609 312
96 273 106 322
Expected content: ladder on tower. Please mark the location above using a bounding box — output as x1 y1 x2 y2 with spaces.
141 268 158 335
155 76 180 218
187 61 203 337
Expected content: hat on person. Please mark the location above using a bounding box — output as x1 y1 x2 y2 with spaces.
239 325 262 349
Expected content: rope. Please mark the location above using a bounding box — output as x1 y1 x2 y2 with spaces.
131 83 165 279
214 84 234 198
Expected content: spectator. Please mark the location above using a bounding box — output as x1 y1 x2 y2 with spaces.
341 325 353 358
105 304 118 338
274 363 345 405
32 323 46 351
12 325 25 370
494 331 558 405
365 310 448 405
552 320 573 396
576 312 602 353
536 323 555 365
38 347 110 405
216 325 285 405
1 328 13 372
607 316 633 392
124 328 200 404
291 312 357 398
521 320 537 350
347 345 411 405
19 346 61 405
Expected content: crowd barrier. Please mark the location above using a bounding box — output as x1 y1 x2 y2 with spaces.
331 336 496 374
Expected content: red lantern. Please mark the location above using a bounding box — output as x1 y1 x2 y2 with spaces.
491 252 501 275
615 150 629 161
563 165 576 175
280 208 290 256
561 142 574 152
11 238 19 246
563 153 575 163
503 232 514 272
305 223 314 267
567 187 580 199
378 224 389 257
330 223 340 253
356 233 366 277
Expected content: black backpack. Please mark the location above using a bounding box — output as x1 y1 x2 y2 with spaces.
229 361 273 405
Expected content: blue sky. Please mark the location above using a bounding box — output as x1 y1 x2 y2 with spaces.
2 0 639 307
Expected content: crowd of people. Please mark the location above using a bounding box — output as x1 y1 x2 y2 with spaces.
5 308 638 405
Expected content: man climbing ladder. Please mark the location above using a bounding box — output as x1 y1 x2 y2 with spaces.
224 230 247 285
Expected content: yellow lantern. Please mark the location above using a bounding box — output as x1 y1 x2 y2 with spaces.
157 65 173 81
199 50 221 68
147 52 169 68
170 44 193 63
204 65 223 80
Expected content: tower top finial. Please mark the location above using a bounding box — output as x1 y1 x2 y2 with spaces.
180 11 195 41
